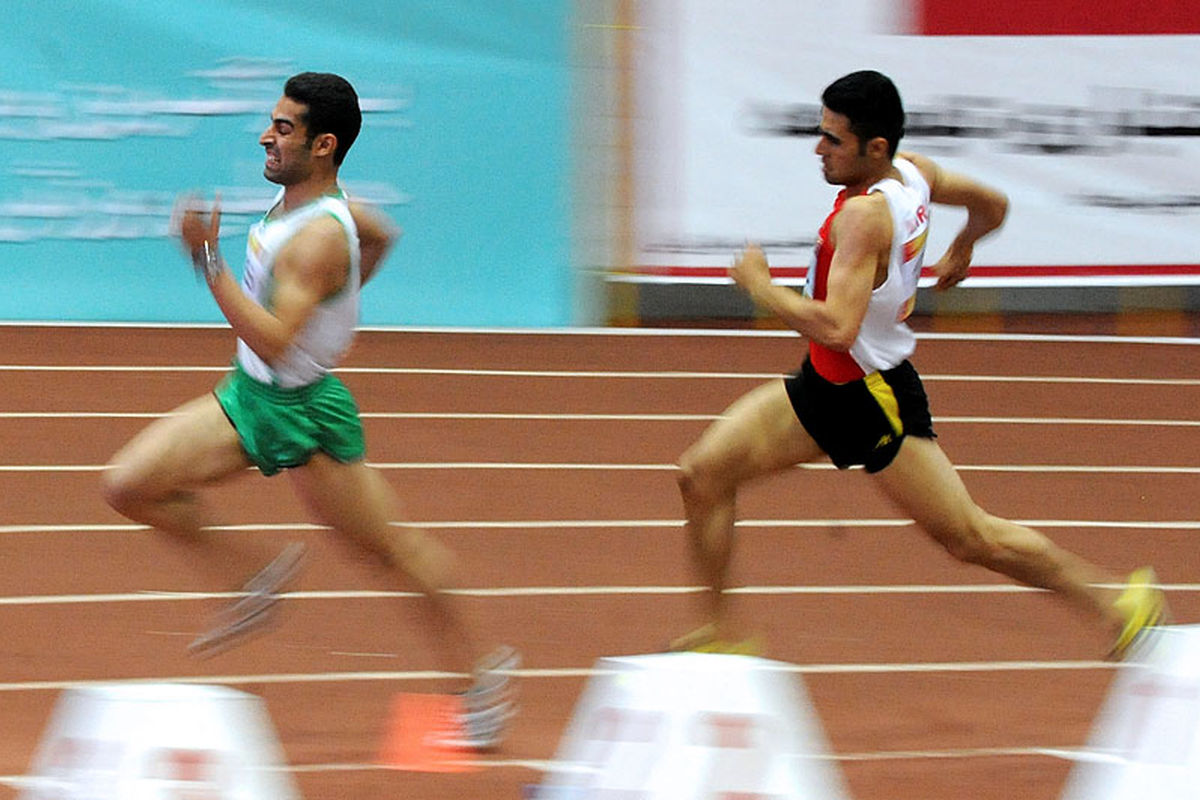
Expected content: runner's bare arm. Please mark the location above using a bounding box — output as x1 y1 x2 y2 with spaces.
349 201 400 285
174 193 283 351
900 151 1008 291
209 216 348 365
730 196 888 349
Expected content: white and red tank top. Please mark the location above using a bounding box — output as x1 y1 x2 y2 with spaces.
806 157 930 383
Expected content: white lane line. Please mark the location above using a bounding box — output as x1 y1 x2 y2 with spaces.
831 745 1086 763
937 416 1200 427
0 519 1197 535
0 365 230 372
0 659 1120 695
0 411 167 419
0 411 1196 428
4 582 1200 607
0 364 777 378
916 331 1200 346
1 461 1196 475
0 363 1198 386
0 411 720 420
266 745 1092 766
3 320 1199 345
349 462 1200 475
927 375 1200 386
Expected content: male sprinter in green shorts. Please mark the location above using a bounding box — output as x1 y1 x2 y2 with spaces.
672 70 1165 661
102 72 515 749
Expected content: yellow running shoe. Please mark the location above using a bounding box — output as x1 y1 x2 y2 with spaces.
690 636 766 657
668 622 765 657
1109 567 1167 661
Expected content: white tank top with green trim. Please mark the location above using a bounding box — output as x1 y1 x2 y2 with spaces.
235 188 361 388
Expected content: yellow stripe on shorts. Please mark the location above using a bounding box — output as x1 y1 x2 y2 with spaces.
864 371 903 436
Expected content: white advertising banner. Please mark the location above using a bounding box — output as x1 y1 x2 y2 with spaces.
630 0 1200 286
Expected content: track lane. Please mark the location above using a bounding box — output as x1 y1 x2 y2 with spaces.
0 324 1196 800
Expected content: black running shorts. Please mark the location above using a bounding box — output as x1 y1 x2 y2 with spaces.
784 358 935 473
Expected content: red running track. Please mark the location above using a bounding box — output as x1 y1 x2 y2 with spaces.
0 319 1197 799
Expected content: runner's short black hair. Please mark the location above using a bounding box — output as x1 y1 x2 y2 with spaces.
284 72 362 166
821 70 905 157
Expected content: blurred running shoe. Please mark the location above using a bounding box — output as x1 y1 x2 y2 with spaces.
668 622 764 656
441 646 521 751
188 541 307 658
1109 566 1167 660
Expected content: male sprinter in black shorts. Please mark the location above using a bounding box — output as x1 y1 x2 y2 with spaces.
672 70 1164 659
102 72 515 748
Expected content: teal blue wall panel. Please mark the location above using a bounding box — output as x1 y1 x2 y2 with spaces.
0 1 572 326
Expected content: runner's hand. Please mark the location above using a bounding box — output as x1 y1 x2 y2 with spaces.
172 194 222 258
928 240 972 291
730 243 772 295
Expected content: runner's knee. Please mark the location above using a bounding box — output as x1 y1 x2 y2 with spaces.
939 529 993 565
100 461 145 516
677 450 730 505
932 512 1017 567
931 510 1036 566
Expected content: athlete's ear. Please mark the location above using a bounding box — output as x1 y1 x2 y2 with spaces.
312 132 338 159
865 136 891 161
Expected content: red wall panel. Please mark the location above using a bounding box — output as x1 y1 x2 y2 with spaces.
917 0 1200 35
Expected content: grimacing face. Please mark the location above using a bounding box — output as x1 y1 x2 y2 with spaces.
259 96 317 186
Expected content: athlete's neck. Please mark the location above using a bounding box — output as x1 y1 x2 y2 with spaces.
281 175 340 212
843 161 901 196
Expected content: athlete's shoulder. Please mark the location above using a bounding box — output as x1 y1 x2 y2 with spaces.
896 151 939 189
313 192 355 226
299 209 349 239
280 213 352 274
840 190 892 221
832 192 893 249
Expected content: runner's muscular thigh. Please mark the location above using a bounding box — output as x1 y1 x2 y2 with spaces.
684 380 823 482
107 394 251 493
871 434 980 539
